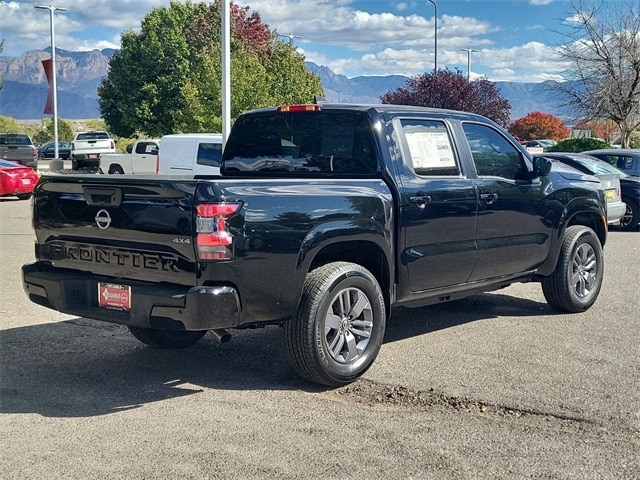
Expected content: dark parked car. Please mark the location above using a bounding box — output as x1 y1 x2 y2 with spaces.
38 141 72 160
542 152 639 231
583 149 640 177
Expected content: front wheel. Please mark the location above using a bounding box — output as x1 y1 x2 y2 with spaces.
285 262 386 387
542 226 604 313
128 326 206 348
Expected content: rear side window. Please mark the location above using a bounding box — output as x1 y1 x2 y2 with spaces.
197 143 222 167
397 119 460 176
222 111 377 175
599 154 635 172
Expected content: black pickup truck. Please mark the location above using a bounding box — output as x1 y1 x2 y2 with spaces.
22 104 608 386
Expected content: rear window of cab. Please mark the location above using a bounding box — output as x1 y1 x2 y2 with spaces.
222 111 378 175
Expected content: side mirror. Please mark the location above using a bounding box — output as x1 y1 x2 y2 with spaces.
532 156 551 178
150 149 159 155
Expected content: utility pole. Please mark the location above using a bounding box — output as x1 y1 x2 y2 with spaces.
461 48 478 81
427 0 438 72
35 4 68 162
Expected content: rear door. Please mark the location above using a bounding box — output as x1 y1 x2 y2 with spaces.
393 117 478 293
33 176 199 285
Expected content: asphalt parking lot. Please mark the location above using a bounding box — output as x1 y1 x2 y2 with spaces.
1 197 638 479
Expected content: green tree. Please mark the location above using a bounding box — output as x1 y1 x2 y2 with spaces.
548 137 610 153
99 1 323 137
84 119 108 131
0 115 21 132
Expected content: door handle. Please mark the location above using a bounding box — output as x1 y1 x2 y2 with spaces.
409 194 431 207
479 191 498 204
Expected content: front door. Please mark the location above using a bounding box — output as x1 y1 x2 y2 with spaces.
461 122 552 281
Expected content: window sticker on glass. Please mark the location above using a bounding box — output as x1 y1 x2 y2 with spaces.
405 131 455 169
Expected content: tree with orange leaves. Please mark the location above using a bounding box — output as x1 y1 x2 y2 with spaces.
507 111 570 142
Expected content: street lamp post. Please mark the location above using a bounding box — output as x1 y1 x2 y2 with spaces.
461 48 478 81
35 5 68 161
278 33 303 46
427 0 438 72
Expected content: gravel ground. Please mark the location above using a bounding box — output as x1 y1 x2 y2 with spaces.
1 197 638 479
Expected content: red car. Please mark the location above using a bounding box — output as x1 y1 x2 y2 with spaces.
0 160 39 200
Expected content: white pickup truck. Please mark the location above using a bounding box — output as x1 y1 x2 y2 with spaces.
71 131 116 171
99 139 161 174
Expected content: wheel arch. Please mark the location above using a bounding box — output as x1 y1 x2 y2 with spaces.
536 210 606 277
305 239 393 316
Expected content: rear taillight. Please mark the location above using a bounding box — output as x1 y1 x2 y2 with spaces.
31 146 37 159
110 140 115 149
196 203 241 261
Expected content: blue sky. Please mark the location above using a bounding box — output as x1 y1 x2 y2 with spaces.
0 0 615 82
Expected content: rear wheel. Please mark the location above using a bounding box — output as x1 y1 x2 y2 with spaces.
285 262 386 387
618 199 639 231
542 226 603 312
128 326 206 348
109 165 124 174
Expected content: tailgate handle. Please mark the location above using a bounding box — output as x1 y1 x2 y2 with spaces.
83 187 122 206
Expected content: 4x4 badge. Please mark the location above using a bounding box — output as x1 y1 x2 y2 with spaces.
95 209 112 230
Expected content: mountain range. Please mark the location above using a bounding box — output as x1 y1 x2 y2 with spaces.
0 48 573 123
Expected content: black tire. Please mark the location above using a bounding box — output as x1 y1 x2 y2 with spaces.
618 199 639 232
128 326 206 348
71 159 79 170
285 262 386 387
542 226 604 313
16 194 32 200
109 165 124 174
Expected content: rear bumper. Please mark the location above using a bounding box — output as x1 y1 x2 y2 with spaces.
22 261 241 331
607 200 626 225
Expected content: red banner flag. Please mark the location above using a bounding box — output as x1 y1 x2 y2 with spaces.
42 59 54 115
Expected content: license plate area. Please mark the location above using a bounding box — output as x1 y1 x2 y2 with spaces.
605 189 615 199
98 282 131 311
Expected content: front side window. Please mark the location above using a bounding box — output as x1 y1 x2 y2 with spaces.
462 123 525 180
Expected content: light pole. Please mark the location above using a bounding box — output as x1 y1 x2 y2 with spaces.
427 0 438 72
461 48 478 81
35 4 68 161
278 33 303 46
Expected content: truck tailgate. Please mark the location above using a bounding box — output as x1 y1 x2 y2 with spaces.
32 175 199 286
